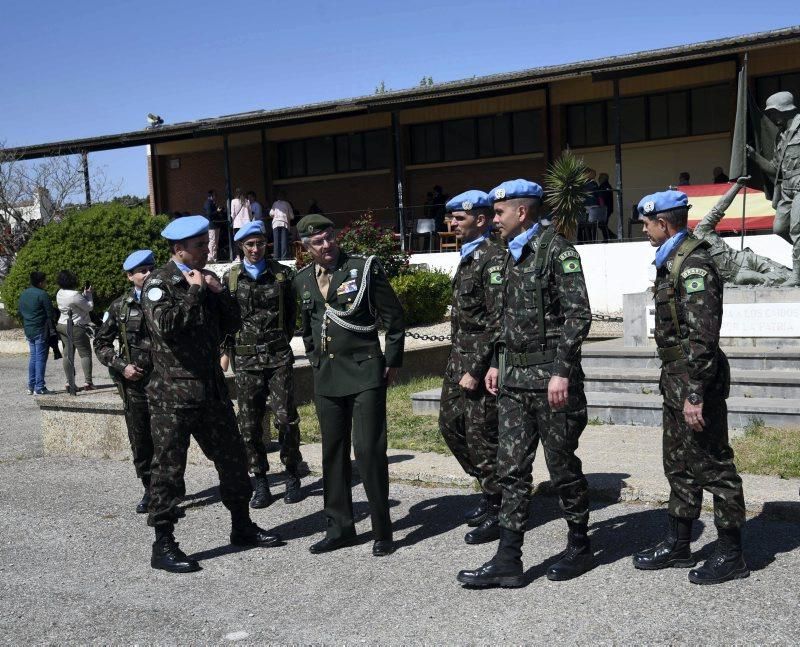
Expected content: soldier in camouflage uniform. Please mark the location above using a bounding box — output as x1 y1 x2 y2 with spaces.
633 190 748 585
458 179 594 589
142 216 283 574
438 190 505 544
748 91 800 285
94 249 157 514
222 220 303 507
692 177 792 285
294 214 405 558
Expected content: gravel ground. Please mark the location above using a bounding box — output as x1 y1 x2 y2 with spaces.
2 357 798 645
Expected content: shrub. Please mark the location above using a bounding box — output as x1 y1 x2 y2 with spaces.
390 268 452 326
337 212 410 278
1 203 170 321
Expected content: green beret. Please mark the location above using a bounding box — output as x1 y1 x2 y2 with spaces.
296 214 334 238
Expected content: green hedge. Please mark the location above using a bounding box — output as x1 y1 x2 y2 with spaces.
1 204 170 321
390 269 452 326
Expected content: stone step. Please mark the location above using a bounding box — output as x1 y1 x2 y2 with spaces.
411 388 800 429
582 339 800 372
584 367 800 399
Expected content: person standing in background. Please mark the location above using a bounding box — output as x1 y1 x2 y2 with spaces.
270 193 294 260
230 188 251 260
248 191 264 222
18 271 55 395
596 172 617 242
55 270 95 392
203 189 222 261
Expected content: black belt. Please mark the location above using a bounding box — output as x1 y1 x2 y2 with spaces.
505 348 557 367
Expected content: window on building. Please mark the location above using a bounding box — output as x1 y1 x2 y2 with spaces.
607 96 646 143
755 72 800 109
277 129 390 178
566 102 607 148
409 108 543 164
690 84 731 135
647 91 688 139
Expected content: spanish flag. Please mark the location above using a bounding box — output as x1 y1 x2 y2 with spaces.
683 183 775 233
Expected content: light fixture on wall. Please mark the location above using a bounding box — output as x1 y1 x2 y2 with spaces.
169 158 180 170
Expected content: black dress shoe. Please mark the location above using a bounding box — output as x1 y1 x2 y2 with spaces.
151 536 201 573
283 474 304 504
136 489 151 514
457 560 524 588
309 535 357 554
372 539 395 556
231 523 284 547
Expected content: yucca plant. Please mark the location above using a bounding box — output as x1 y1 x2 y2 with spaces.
544 150 589 240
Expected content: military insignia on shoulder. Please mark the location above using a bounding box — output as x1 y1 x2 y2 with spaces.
489 271 503 285
666 260 673 271
302 290 311 300
558 250 579 261
561 258 582 274
146 286 164 302
171 275 183 285
684 277 706 294
102 311 110 323
146 278 163 286
276 272 285 282
680 268 708 279
474 250 481 260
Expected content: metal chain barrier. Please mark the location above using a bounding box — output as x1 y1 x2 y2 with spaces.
404 313 622 341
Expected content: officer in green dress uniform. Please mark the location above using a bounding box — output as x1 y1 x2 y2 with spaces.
293 214 405 557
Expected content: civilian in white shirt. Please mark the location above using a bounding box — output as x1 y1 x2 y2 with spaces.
269 195 293 260
230 188 251 260
55 270 95 391
247 191 263 222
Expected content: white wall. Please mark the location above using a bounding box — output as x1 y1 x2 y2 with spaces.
409 234 793 313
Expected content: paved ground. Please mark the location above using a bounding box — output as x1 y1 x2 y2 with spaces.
2 354 800 644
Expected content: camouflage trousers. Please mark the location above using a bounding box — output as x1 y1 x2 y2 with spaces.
116 380 154 482
496 385 589 533
438 377 500 496
235 365 302 475
148 401 252 528
663 399 746 529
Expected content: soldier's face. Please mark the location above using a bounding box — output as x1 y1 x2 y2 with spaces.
240 236 267 264
450 210 480 240
176 234 210 270
127 266 153 289
305 229 338 266
766 109 790 127
493 201 524 241
640 216 669 247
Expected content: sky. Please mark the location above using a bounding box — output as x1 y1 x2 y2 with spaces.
2 1 797 198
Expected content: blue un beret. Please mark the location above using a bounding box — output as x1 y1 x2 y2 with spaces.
160 215 209 241
637 190 691 217
234 220 266 242
488 179 543 203
123 249 155 272
446 190 492 213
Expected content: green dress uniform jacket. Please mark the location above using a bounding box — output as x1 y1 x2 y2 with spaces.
295 251 405 396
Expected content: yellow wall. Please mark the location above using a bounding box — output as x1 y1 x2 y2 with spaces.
399 90 545 124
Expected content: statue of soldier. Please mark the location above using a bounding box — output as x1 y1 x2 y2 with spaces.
222 220 304 508
457 179 595 588
747 91 800 285
633 191 748 585
94 249 158 514
142 215 283 573
692 177 793 285
438 190 505 545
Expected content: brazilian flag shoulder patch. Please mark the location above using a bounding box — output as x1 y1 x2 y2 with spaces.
488 265 503 285
681 268 708 294
558 249 582 274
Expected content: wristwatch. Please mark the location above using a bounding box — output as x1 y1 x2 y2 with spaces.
687 393 702 405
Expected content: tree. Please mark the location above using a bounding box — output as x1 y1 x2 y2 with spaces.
544 150 589 240
374 80 390 95
419 76 434 87
0 142 120 275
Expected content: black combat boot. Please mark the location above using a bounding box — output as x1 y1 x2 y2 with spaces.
136 477 151 514
250 473 273 509
688 527 749 585
464 494 490 527
151 526 200 573
457 528 525 588
283 467 303 504
464 497 501 544
547 521 597 581
230 504 283 547
633 516 695 570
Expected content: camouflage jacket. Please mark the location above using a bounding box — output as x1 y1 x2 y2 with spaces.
446 238 504 382
653 236 729 409
494 227 591 390
141 260 240 407
294 251 405 397
94 288 152 386
776 114 800 190
222 260 297 371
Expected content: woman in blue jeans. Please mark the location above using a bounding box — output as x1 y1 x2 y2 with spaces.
17 271 55 394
